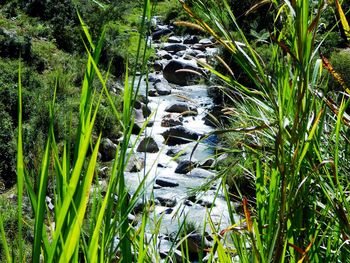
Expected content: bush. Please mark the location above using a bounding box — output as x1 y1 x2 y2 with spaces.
0 107 16 188
329 48 350 91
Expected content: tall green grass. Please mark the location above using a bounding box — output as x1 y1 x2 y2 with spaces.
179 0 350 261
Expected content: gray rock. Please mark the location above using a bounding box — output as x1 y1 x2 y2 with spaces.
137 137 159 153
165 103 198 116
154 81 171 95
202 106 228 127
162 126 201 145
142 104 152 117
155 196 177 207
199 158 215 169
163 43 187 53
192 43 206 51
100 138 117 161
186 233 212 254
166 148 186 157
163 59 205 86
125 154 144 172
152 28 173 40
207 85 224 104
196 53 207 59
155 178 179 187
132 108 145 134
175 50 186 57
198 199 214 208
148 89 158 97
153 61 163 71
199 38 213 45
168 36 182 43
175 160 196 174
188 168 214 179
157 50 172 60
161 113 183 127
147 72 163 83
183 35 199 44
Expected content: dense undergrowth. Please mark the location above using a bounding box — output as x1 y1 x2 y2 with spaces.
1 0 350 262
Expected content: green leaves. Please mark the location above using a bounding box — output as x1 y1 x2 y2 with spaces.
335 0 350 43
17 62 24 263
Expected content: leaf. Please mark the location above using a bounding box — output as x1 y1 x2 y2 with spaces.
321 54 350 94
335 0 350 43
59 135 101 263
243 197 253 232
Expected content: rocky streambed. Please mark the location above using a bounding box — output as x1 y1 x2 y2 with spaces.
118 22 239 260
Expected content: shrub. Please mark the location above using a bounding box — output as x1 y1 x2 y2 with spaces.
0 107 16 188
329 48 350 91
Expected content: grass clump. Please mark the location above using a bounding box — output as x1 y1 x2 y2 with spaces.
179 0 350 261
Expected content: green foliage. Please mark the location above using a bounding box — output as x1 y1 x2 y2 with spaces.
0 108 15 188
329 48 350 90
181 0 350 261
0 193 32 262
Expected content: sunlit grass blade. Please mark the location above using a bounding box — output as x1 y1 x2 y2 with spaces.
58 135 101 263
0 213 12 263
17 62 24 263
335 0 350 43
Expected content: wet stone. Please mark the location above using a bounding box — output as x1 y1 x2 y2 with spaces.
163 43 187 53
154 81 171 95
175 160 196 174
153 61 163 71
161 113 183 127
168 36 182 43
155 178 179 188
183 35 199 44
148 89 158 96
162 126 201 145
166 148 186 157
155 196 177 207
137 137 159 153
165 103 198 116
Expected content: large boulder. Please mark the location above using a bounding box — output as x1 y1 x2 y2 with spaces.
100 138 117 161
183 35 199 44
156 50 172 60
153 61 163 71
168 36 182 43
125 154 144 172
155 178 179 188
161 113 183 127
132 108 145 134
152 28 173 40
207 85 224 104
154 80 172 95
163 43 187 53
175 160 196 174
162 126 201 145
202 106 229 127
155 196 177 207
198 38 213 45
137 137 159 153
165 103 198 116
163 59 205 86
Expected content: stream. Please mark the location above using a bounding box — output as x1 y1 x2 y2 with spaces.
123 20 239 260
